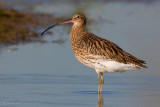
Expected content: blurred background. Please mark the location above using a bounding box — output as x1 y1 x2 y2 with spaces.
0 0 159 107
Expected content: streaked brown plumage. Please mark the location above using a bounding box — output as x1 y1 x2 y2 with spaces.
71 30 147 68
41 13 147 91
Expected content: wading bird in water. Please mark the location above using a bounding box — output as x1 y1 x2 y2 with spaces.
41 13 147 92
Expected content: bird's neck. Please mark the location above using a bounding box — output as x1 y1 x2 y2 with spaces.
71 24 86 33
70 24 86 49
70 24 86 39
70 24 86 52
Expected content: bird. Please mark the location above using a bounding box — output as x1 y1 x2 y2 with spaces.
41 13 147 87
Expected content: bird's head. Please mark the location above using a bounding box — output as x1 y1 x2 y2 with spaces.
72 13 87 26
41 13 86 36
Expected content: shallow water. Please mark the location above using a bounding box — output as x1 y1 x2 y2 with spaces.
0 0 160 107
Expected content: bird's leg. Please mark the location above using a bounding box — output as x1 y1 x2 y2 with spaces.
98 72 104 93
98 81 103 93
98 73 104 84
100 73 104 84
98 73 101 84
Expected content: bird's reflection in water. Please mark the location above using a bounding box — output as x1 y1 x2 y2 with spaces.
97 83 103 107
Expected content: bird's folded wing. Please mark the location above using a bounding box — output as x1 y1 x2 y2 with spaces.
80 32 147 68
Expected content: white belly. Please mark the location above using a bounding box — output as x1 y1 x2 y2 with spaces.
80 58 139 73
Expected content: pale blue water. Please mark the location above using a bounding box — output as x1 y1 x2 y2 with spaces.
0 0 160 107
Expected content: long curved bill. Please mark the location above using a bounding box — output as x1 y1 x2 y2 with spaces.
41 20 73 36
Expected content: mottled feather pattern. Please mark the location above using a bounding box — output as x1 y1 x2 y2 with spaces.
80 32 147 68
71 30 147 69
69 13 147 73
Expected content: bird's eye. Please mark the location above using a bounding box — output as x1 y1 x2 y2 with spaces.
77 16 80 18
